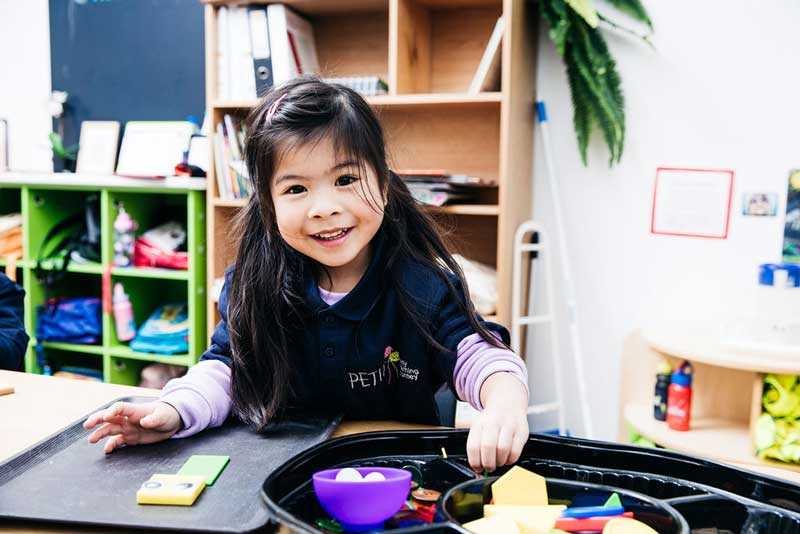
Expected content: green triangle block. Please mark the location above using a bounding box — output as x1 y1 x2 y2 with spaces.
604 492 622 508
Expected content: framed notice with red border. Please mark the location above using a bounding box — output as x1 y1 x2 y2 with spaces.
650 167 735 239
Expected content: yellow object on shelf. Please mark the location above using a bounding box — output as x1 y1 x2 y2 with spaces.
603 517 658 533
136 474 206 506
491 466 548 506
483 504 566 533
463 514 521 534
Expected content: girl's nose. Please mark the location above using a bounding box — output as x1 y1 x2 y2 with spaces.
307 195 342 219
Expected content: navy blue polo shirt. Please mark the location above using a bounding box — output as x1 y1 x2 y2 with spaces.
0 274 28 371
201 236 510 425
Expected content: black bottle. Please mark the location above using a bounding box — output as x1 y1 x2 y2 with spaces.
653 359 672 421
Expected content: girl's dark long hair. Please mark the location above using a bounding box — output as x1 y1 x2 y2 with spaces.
227 76 507 429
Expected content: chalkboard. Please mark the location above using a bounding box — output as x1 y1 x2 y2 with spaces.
49 0 205 170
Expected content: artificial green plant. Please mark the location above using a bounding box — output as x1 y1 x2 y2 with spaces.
540 0 653 166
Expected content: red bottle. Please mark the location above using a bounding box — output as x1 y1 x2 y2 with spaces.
666 361 693 431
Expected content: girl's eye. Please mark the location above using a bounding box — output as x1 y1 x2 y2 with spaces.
285 185 306 195
336 175 359 187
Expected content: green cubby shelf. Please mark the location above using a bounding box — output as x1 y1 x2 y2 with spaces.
0 174 207 386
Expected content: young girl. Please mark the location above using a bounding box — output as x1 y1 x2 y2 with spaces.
84 78 529 472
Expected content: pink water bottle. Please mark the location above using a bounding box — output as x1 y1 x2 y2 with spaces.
113 283 136 342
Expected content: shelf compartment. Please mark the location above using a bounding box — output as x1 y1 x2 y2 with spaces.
24 189 102 270
108 277 187 345
382 105 500 183
314 10 389 82
625 403 800 475
393 0 503 94
431 212 497 268
211 207 240 290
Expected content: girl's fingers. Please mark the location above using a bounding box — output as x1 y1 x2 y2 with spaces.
83 410 109 430
480 424 500 473
103 402 140 422
508 426 529 465
87 422 125 444
103 434 126 454
466 422 483 472
495 425 514 467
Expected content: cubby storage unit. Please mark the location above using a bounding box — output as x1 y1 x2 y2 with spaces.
619 327 800 484
0 173 206 386
203 0 537 339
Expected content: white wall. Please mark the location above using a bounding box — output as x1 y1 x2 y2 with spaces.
0 0 52 172
527 1 799 440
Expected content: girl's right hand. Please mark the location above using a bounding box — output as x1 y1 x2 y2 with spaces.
83 401 182 454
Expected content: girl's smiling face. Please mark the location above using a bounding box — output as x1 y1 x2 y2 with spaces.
270 136 386 291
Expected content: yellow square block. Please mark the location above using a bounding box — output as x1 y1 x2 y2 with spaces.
484 504 566 533
136 474 206 506
463 514 521 534
491 466 548 506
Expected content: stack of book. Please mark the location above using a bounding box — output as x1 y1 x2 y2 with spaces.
396 170 495 207
216 4 319 101
213 114 251 200
322 77 388 97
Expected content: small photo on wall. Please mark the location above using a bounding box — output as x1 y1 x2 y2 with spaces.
742 192 778 216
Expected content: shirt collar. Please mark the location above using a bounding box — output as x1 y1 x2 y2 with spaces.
303 232 386 321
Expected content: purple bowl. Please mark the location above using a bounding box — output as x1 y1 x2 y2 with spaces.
312 467 412 532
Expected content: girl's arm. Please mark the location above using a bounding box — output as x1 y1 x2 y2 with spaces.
453 332 528 410
160 359 232 438
160 267 236 437
455 333 530 473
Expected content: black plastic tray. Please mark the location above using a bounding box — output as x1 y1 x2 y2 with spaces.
0 397 340 533
261 430 800 534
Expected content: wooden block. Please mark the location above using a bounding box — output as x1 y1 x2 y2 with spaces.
463 514 521 534
0 384 14 396
603 517 658 534
483 504 566 533
491 466 548 506
136 474 206 506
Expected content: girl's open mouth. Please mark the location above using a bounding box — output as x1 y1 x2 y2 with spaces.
311 227 352 246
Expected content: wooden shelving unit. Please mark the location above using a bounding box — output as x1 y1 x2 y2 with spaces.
203 0 537 340
619 328 800 484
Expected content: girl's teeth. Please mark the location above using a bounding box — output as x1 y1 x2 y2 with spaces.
316 229 347 240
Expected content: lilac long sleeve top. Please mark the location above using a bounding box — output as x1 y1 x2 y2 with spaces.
161 288 528 437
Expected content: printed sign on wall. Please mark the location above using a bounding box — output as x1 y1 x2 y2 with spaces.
651 167 734 239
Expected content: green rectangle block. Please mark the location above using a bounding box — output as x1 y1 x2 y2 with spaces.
177 455 230 486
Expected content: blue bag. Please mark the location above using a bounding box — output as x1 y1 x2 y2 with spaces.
36 297 102 345
35 297 102 375
130 303 189 355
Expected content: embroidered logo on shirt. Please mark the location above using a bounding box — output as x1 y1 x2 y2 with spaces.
347 345 420 389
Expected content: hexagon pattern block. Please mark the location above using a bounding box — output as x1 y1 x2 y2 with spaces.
491 466 548 506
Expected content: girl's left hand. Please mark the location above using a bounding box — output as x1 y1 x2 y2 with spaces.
466 372 529 473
